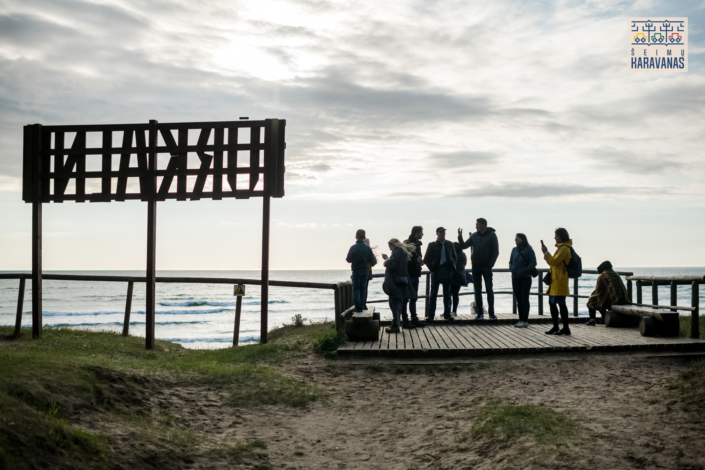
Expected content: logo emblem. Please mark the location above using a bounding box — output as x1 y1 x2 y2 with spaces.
629 18 687 72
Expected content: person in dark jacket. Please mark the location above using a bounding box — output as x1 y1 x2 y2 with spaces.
422 227 456 322
382 238 418 333
458 218 499 320
450 242 468 315
585 261 629 326
346 229 377 312
402 226 427 327
509 233 537 328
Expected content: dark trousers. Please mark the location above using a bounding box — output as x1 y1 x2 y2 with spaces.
550 303 570 330
351 271 369 311
364 276 371 308
588 308 606 319
472 266 495 314
428 271 451 318
451 284 461 313
402 276 421 321
389 296 403 326
512 276 532 322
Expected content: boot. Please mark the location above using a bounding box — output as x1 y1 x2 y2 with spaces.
546 308 559 334
401 320 416 330
385 325 400 334
411 318 427 327
558 306 571 335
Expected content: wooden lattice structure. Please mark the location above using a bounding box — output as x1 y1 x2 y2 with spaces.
23 119 286 348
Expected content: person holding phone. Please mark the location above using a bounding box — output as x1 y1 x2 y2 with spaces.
381 238 418 333
540 228 572 335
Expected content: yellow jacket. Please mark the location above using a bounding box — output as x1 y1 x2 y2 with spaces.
544 240 572 296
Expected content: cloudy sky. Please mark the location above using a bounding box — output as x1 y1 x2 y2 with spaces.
0 0 704 271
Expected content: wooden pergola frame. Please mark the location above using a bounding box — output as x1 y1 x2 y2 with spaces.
23 118 286 349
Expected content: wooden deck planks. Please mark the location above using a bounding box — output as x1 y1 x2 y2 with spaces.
337 320 705 357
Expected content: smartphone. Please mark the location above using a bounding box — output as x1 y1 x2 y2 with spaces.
540 240 545 245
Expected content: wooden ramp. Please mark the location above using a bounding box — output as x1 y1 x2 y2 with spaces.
337 322 705 357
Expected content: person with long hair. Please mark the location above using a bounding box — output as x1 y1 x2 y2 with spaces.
509 233 537 328
381 238 418 333
402 226 427 327
585 261 629 326
540 228 572 335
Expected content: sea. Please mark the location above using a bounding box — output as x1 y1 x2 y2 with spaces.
1 268 703 349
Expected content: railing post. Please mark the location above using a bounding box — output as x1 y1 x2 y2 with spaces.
538 273 544 315
122 281 134 336
347 281 353 309
636 280 642 304
233 294 243 346
627 279 633 303
573 277 579 316
670 281 677 309
334 285 342 330
692 282 700 340
14 278 26 338
652 282 658 306
425 273 430 319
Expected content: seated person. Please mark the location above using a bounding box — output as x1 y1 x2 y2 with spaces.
586 261 630 326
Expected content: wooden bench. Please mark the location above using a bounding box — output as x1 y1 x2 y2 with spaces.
605 305 680 337
341 306 379 341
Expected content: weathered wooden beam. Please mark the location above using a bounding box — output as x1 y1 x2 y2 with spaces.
626 275 705 283
31 123 43 339
14 278 26 338
627 279 633 303
670 282 677 307
233 294 243 346
122 281 133 336
652 282 658 306
692 282 700 340
145 119 158 350
573 277 579 316
260 195 271 344
538 274 544 315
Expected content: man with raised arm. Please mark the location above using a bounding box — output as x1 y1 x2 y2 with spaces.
346 229 377 313
458 218 499 320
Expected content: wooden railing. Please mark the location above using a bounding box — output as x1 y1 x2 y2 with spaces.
626 275 704 339
0 273 354 343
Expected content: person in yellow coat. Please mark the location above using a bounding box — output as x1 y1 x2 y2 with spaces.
540 228 572 336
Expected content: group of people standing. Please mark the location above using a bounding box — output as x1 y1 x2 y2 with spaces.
346 221 630 336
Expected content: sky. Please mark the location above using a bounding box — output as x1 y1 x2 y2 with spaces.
0 0 704 271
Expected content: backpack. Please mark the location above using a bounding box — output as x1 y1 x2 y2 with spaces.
562 246 582 279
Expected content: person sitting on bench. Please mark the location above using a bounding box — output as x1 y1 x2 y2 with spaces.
586 260 629 326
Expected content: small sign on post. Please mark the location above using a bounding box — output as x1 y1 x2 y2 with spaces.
233 284 245 346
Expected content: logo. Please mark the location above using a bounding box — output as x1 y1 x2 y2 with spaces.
629 18 687 72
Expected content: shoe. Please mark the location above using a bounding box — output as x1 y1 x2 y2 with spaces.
489 314 498 320
354 309 363 313
401 320 416 330
585 319 596 326
553 328 571 336
545 326 559 335
443 314 455 321
514 321 526 328
385 325 400 334
425 317 435 323
411 318 427 327
475 314 485 320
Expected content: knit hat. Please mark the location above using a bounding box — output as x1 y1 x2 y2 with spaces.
597 261 612 273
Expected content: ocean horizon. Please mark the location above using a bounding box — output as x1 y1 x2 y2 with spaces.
1 267 703 349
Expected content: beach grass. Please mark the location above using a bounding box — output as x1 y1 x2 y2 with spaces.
679 314 705 340
0 323 330 470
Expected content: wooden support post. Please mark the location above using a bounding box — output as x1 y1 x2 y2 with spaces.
627 280 633 303
425 273 430 319
14 278 26 338
233 295 243 346
31 124 43 339
260 195 271 344
538 273 544 315
652 282 658 306
573 277 579 316
670 281 677 307
512 293 517 315
122 281 133 336
692 282 700 340
636 280 642 305
348 282 353 309
334 286 342 330
145 119 158 350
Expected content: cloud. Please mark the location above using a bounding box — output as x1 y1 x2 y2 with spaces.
584 148 684 174
454 183 651 199
428 151 500 168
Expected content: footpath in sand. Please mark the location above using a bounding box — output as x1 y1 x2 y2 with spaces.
1 323 705 470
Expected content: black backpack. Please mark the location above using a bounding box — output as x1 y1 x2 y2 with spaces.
563 246 582 279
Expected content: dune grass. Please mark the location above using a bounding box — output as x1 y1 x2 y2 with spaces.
678 314 705 340
0 322 332 470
